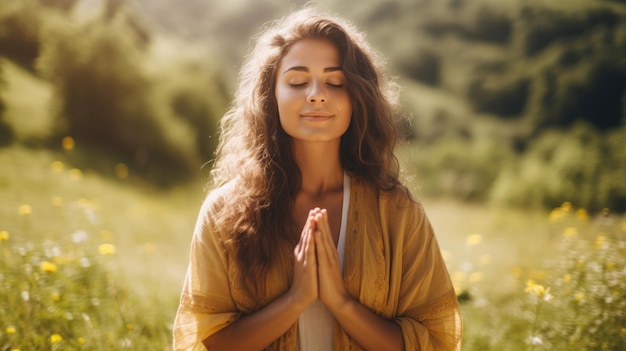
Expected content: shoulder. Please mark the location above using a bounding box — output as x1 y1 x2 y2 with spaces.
352 178 427 228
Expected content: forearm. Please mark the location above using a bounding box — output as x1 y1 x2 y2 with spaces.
331 297 404 351
202 291 307 351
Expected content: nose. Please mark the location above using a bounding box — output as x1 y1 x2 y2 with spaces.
307 80 326 103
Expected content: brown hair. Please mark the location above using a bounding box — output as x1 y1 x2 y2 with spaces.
209 7 401 298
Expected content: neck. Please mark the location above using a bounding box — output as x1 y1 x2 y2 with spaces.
293 140 343 197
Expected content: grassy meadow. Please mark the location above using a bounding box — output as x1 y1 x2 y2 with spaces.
1 59 625 350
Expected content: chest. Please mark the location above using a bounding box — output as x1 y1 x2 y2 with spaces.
292 191 344 245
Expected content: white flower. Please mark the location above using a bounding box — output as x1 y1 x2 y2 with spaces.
72 230 88 244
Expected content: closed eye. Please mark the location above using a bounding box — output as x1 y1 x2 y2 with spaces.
327 83 344 88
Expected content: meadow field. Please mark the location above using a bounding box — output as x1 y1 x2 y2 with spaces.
2 1 626 349
1 60 624 349
2 138 625 350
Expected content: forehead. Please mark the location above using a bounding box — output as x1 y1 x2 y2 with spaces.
279 39 341 71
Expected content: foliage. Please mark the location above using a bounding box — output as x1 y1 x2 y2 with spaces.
490 123 626 212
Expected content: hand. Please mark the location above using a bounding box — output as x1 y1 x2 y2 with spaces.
313 209 350 312
290 210 319 308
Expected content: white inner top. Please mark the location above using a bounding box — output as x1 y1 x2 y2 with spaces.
297 173 350 351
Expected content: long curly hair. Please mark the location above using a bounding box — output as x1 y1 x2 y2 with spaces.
209 7 401 298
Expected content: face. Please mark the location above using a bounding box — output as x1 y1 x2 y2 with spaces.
275 39 352 145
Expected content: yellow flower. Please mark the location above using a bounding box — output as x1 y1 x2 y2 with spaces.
575 208 589 222
466 234 482 246
549 208 564 223
115 163 129 179
62 136 74 151
19 205 32 216
561 201 572 213
605 262 615 270
126 324 134 331
525 279 551 300
51 196 63 207
563 274 572 284
51 161 64 173
0 230 9 241
574 292 585 303
6 326 16 334
78 337 85 344
11 349 21 351
563 227 577 238
52 292 61 302
511 267 523 278
529 270 547 281
69 168 83 181
40 261 58 273
50 333 63 344
98 243 116 256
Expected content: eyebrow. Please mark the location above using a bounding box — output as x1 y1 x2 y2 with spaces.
282 66 343 74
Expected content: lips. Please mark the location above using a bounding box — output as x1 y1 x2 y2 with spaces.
300 111 334 120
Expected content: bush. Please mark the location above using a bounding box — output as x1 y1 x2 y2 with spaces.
490 124 626 212
37 10 202 185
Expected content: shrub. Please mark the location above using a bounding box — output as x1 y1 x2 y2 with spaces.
37 10 200 185
490 124 626 212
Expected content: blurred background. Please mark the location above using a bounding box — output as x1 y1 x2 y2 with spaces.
1 0 625 350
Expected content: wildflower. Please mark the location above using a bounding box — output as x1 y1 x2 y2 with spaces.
563 227 577 238
115 163 129 179
21 291 29 301
511 267 523 278
98 243 116 255
605 262 615 270
78 337 85 344
466 234 482 246
549 208 564 223
561 201 573 213
574 292 585 303
575 208 589 222
69 168 83 181
51 161 64 173
525 279 552 300
40 261 58 273
18 205 32 216
562 274 572 284
50 333 63 344
127 324 134 331
62 136 74 151
72 230 88 244
527 335 543 346
0 230 9 241
52 292 60 302
6 326 16 334
51 196 63 207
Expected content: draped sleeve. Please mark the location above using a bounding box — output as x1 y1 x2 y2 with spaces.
339 179 462 350
392 197 462 350
172 195 240 351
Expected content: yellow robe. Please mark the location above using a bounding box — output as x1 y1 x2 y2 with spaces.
173 177 462 350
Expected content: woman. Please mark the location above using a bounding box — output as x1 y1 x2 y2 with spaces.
173 7 462 351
